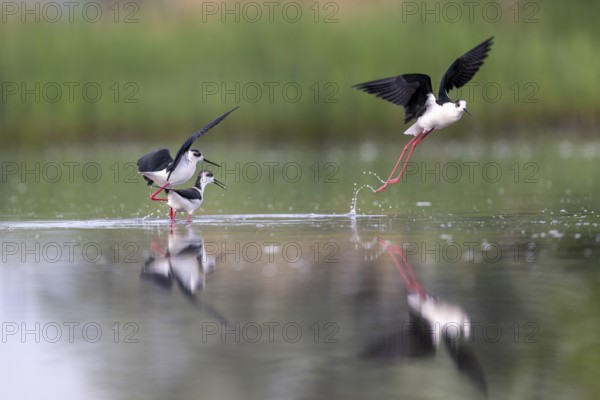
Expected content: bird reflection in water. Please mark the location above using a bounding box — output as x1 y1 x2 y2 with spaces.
362 238 487 396
141 226 230 326
142 226 215 293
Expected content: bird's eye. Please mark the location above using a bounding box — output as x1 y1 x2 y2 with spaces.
455 102 460 108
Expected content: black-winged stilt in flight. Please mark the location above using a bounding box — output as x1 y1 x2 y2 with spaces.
354 38 493 192
137 106 238 201
165 170 226 223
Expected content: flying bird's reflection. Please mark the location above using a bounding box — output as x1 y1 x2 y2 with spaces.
141 226 229 327
362 238 487 396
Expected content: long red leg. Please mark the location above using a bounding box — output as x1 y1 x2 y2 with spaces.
169 212 175 233
390 129 433 183
151 239 166 256
379 238 425 295
413 128 434 146
374 133 421 193
385 128 434 186
150 182 170 201
187 214 191 224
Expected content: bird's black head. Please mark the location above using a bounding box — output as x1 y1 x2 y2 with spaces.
190 149 202 158
190 149 221 168
195 170 212 185
195 170 214 189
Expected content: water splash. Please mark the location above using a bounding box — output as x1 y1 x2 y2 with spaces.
349 171 386 216
141 203 164 222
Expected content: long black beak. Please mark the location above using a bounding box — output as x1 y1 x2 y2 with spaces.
203 158 221 168
214 179 227 190
464 108 472 117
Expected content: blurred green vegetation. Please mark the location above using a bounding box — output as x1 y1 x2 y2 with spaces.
0 0 598 147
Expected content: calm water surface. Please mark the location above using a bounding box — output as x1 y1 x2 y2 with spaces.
1 213 599 399
1 140 599 399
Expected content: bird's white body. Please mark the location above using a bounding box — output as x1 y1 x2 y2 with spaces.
408 292 471 345
141 151 202 187
405 95 467 136
167 188 203 215
166 171 224 222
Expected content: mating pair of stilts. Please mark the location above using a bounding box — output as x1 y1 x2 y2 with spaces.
136 107 235 222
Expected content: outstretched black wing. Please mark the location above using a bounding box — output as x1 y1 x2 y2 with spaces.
167 106 239 179
444 336 488 396
353 74 433 123
361 311 436 359
439 37 494 103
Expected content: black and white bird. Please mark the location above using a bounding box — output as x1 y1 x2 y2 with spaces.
137 106 238 201
165 170 226 223
354 38 493 192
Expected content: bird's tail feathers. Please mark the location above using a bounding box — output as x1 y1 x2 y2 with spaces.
404 123 422 136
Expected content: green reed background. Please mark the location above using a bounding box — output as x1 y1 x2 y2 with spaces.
0 0 598 148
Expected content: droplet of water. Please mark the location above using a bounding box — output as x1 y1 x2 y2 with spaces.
350 184 376 215
349 170 385 214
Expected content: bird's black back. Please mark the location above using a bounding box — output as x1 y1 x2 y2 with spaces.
170 187 203 201
137 148 173 172
353 73 433 124
137 148 173 185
